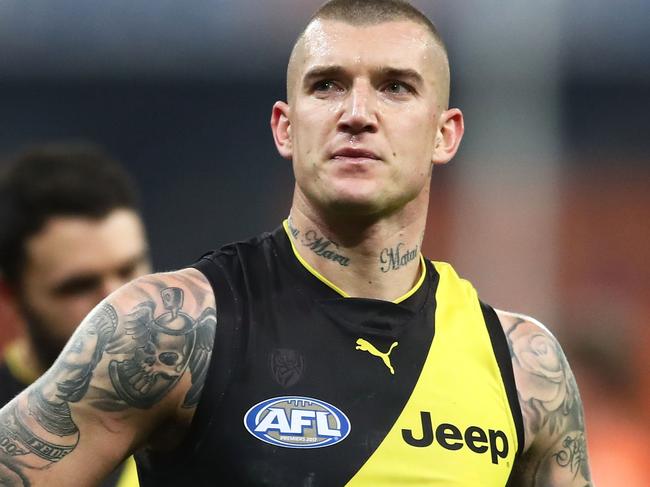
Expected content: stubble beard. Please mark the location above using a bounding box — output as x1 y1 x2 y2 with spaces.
17 297 68 371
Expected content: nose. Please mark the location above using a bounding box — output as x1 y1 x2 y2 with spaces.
337 81 378 135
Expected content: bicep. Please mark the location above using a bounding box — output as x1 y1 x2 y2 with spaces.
499 311 594 487
0 269 216 486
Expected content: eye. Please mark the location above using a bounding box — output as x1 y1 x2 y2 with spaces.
383 81 412 96
52 276 102 297
313 80 342 93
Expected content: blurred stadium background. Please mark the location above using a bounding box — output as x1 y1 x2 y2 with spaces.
0 1 648 483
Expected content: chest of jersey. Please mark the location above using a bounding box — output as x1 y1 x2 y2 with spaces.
138 231 519 486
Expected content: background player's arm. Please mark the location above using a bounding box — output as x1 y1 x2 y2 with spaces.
0 268 215 486
497 310 594 487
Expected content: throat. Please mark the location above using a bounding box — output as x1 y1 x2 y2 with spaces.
283 218 425 302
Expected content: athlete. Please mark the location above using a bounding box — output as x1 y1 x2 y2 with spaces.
0 144 149 486
0 1 593 486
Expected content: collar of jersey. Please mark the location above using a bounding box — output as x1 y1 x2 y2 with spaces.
282 219 427 304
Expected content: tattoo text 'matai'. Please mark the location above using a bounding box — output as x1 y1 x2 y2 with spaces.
379 243 418 273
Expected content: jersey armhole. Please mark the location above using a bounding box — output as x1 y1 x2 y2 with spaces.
185 255 239 447
135 255 238 480
480 301 525 459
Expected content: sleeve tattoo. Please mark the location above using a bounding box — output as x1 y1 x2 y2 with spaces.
0 280 216 484
506 318 593 486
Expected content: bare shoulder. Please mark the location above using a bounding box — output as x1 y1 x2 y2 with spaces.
101 267 216 412
495 309 593 487
0 268 216 486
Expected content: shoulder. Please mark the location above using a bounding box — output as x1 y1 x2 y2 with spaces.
495 309 575 452
495 309 594 486
106 267 217 406
112 267 213 308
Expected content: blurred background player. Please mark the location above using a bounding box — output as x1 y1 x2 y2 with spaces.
0 143 149 487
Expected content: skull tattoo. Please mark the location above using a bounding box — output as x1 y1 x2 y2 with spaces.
106 287 216 409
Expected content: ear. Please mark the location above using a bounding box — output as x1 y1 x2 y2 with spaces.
432 108 464 165
271 101 293 160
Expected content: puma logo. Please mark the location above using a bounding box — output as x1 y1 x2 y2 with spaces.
355 338 398 374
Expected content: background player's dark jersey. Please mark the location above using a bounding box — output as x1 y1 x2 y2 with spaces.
135 224 523 486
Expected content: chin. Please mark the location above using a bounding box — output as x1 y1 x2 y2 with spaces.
299 178 398 218
322 192 389 218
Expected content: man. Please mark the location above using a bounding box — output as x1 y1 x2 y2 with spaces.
0 144 149 486
0 1 593 486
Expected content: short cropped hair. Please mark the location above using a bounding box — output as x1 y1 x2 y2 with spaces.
311 0 445 50
0 143 140 284
287 0 448 99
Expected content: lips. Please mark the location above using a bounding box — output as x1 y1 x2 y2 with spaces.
331 148 380 160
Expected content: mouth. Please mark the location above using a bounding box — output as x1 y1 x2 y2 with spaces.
331 148 380 162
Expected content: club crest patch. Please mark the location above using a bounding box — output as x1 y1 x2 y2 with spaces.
270 348 304 388
244 396 351 449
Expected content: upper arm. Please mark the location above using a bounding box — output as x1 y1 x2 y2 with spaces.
496 310 594 487
0 268 216 486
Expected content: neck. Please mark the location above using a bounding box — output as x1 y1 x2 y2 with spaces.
287 193 429 301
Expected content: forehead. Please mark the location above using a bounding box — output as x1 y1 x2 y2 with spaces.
296 19 445 79
24 210 145 282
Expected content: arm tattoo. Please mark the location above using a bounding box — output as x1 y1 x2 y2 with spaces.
0 277 216 482
104 287 216 409
0 457 31 487
379 243 419 273
0 303 118 471
506 318 592 486
553 432 589 479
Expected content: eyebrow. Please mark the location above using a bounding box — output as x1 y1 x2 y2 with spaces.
376 67 424 88
302 65 348 89
302 65 425 90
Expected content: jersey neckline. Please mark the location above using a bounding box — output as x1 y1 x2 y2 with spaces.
281 219 427 304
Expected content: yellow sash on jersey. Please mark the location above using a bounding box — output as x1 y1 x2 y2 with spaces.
346 262 518 486
115 456 139 487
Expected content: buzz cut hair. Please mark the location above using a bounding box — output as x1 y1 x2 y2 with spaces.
309 0 446 51
287 0 448 99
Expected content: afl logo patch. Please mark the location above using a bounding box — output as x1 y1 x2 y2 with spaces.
244 396 351 449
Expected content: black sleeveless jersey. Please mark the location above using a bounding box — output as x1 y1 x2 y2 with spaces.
135 225 522 486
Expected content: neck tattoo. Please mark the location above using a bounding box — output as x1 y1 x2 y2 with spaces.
288 218 351 267
379 243 419 273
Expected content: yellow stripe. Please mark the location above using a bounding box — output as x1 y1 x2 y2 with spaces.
393 255 426 304
3 341 39 386
283 219 350 297
346 261 518 485
282 219 426 303
115 456 139 487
